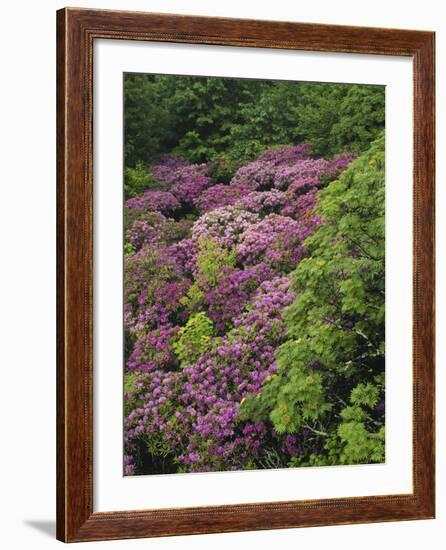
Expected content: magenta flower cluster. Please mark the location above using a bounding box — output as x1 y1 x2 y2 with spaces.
206 263 274 332
195 181 254 213
126 215 165 251
125 190 180 214
237 214 311 270
123 145 354 474
151 155 212 205
238 189 287 215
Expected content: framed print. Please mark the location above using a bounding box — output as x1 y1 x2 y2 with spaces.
56 7 435 542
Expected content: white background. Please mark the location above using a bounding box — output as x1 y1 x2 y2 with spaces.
95 41 413 511
0 0 444 548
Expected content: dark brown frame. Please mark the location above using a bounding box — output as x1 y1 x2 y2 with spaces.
57 7 435 543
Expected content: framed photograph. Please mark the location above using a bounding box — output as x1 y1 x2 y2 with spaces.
56 7 435 542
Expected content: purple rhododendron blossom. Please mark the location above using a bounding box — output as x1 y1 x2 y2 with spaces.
125 190 180 214
192 205 260 248
152 156 212 205
195 181 254 213
237 214 309 270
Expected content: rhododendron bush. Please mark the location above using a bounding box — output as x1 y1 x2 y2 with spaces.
123 75 385 475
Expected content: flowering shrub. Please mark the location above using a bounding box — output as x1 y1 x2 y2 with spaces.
195 182 254 213
161 239 198 276
124 246 190 335
273 163 324 191
125 190 179 214
281 189 318 219
151 155 212 205
127 324 179 373
124 210 167 253
124 276 295 473
159 218 194 245
324 152 357 180
238 190 287 215
230 159 278 191
169 164 212 205
206 264 273 332
180 238 237 312
257 144 313 164
230 144 313 190
191 205 260 248
237 214 311 271
126 219 162 252
231 145 355 194
123 143 362 475
152 155 190 186
174 276 295 471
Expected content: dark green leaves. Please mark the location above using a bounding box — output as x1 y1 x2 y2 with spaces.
124 74 385 197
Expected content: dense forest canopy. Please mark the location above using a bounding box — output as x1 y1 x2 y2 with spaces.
124 74 384 192
123 74 385 475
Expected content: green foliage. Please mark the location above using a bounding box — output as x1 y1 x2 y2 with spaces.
241 134 386 466
181 238 237 311
239 340 330 434
196 238 237 285
173 312 214 365
124 372 137 394
206 157 245 184
350 382 380 408
331 86 386 156
124 241 136 257
226 80 304 160
124 162 160 198
337 421 385 463
124 74 175 167
124 74 385 170
295 84 385 156
166 76 265 163
124 373 142 416
336 376 385 464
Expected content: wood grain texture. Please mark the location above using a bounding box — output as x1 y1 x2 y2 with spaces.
56 7 435 542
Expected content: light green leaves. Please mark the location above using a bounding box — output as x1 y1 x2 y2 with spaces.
350 382 380 408
181 238 237 312
173 312 214 366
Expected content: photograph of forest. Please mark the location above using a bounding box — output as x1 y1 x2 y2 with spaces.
123 74 385 476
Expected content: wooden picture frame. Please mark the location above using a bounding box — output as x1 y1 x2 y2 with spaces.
56 7 435 542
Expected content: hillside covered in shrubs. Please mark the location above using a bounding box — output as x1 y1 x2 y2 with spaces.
123 75 385 475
